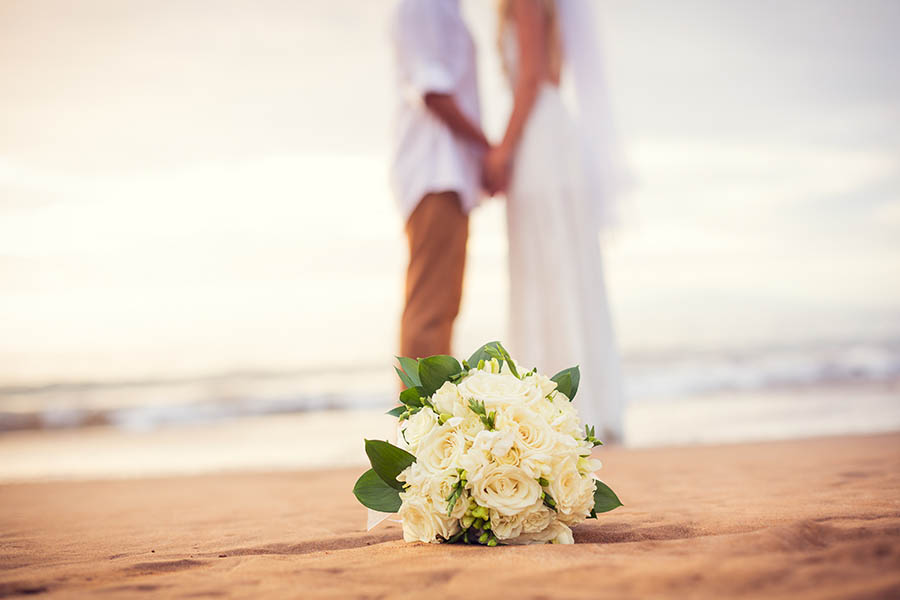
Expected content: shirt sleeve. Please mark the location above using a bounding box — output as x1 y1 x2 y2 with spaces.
392 0 459 97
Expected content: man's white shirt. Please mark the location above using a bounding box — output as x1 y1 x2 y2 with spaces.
390 0 483 220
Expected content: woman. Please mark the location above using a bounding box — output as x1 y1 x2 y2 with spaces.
484 0 625 441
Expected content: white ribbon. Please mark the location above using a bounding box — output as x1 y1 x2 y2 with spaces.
366 508 402 532
366 508 392 531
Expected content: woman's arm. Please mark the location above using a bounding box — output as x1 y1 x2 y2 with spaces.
500 0 547 155
484 0 547 193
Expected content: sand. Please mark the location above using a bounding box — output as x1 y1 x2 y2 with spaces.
1 432 899 599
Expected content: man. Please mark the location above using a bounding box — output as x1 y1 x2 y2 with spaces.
390 0 489 360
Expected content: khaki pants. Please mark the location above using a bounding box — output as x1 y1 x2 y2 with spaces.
400 191 468 360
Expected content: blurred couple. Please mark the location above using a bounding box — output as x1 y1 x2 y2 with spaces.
390 0 626 441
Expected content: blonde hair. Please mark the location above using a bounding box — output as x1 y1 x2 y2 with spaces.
497 0 563 82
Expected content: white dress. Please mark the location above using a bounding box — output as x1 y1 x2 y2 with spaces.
502 27 624 440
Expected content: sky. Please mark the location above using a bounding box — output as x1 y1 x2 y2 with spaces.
1 0 899 386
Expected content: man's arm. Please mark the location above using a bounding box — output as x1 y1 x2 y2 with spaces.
423 92 490 151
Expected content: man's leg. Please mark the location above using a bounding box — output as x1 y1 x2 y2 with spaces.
400 191 468 360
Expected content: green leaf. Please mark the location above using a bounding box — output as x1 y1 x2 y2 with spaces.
592 479 622 514
467 341 504 370
399 386 425 407
417 355 462 396
352 469 401 512
396 356 421 387
365 439 417 490
385 406 406 418
493 342 519 378
551 366 581 401
394 366 416 389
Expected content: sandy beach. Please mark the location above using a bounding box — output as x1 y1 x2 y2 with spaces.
2 432 898 599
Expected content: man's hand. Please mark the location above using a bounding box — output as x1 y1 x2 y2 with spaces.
482 145 513 196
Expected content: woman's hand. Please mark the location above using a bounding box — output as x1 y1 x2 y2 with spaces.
483 145 513 196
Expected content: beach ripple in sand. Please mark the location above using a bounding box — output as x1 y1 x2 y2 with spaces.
1 433 899 599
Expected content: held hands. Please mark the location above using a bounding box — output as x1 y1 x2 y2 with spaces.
482 144 513 197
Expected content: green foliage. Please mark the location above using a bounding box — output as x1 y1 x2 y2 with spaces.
584 424 604 447
359 343 620 529
417 355 462 396
589 479 622 517
364 439 416 491
467 341 503 371
550 366 580 401
542 491 557 512
446 529 467 543
467 398 496 430
398 386 425 408
352 469 402 513
394 366 415 389
396 356 421 387
483 342 520 379
444 469 467 517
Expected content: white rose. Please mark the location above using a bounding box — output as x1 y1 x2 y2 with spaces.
455 411 485 440
551 409 582 438
558 473 597 526
503 519 574 545
548 521 575 544
525 372 558 398
396 462 428 495
458 444 491 482
578 456 602 474
550 393 576 416
528 395 561 426
488 509 525 540
471 428 523 467
457 370 538 410
399 408 438 454
416 425 467 473
431 381 462 415
491 499 552 540
552 433 581 456
472 429 515 457
520 452 553 479
548 395 582 437
398 493 459 543
551 389 570 403
496 406 558 457
469 464 541 516
549 458 595 522
520 501 553 533
426 467 468 519
492 442 524 467
433 382 486 435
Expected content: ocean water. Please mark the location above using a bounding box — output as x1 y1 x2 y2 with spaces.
1 0 899 446
2 337 897 440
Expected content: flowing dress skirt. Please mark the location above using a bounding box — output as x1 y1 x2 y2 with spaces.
506 84 624 440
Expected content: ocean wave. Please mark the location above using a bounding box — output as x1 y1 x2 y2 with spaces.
1 339 898 433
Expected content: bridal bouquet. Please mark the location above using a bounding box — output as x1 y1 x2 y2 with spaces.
353 342 622 546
